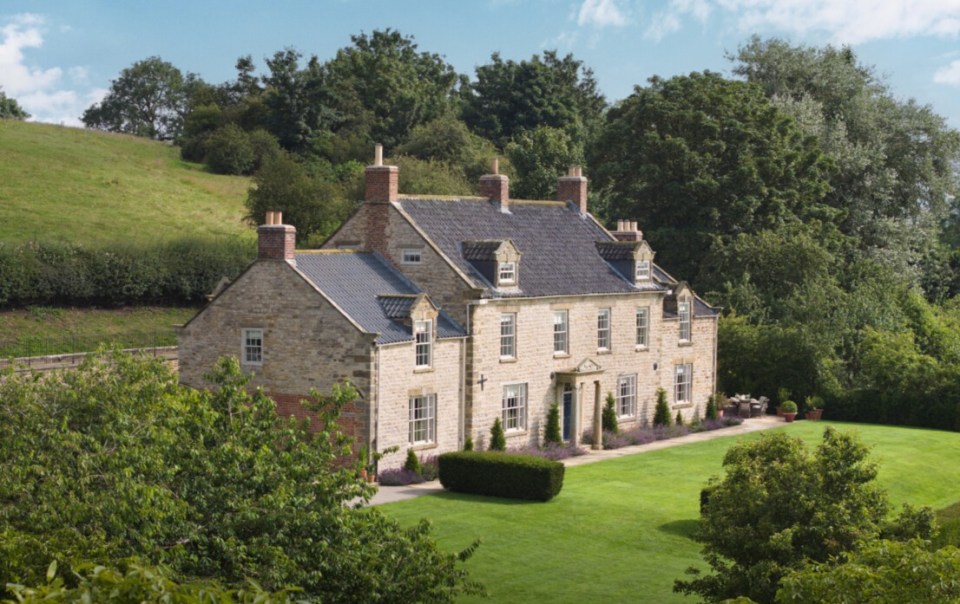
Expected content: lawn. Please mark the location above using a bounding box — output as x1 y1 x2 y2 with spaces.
0 306 197 358
381 421 960 603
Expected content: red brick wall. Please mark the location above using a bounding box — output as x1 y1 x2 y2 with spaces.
558 176 588 213
364 165 398 203
257 225 296 261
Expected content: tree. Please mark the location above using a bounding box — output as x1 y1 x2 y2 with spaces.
82 57 192 140
489 417 506 451
544 403 562 446
675 428 930 603
0 88 29 120
245 152 351 245
322 29 461 150
0 351 481 602
463 51 606 149
777 539 960 604
602 392 618 434
506 126 582 200
653 388 671 427
204 123 255 175
590 71 833 286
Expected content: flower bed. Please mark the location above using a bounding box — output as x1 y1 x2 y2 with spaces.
582 417 743 450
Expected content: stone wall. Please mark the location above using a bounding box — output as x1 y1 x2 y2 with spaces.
373 337 464 471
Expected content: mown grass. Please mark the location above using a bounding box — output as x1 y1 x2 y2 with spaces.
381 420 960 603
0 306 196 357
0 120 253 246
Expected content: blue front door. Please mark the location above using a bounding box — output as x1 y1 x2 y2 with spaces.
562 387 573 441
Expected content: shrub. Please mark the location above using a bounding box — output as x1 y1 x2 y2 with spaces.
463 436 474 451
403 448 421 474
489 417 506 451
438 452 564 501
653 388 672 427
509 443 587 461
675 410 684 426
205 124 255 175
602 393 619 434
706 393 719 420
781 400 798 413
544 402 562 445
418 455 439 481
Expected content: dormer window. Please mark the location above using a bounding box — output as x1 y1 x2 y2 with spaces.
635 260 651 281
498 261 516 285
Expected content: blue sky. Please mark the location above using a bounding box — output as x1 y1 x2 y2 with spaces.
3 0 960 130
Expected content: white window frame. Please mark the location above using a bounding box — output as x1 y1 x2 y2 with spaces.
498 261 516 285
500 313 517 359
617 374 637 418
553 310 569 355
597 308 611 351
675 363 693 404
635 259 651 281
414 319 432 368
636 306 650 348
502 383 527 432
242 328 263 365
679 298 691 342
401 248 423 264
409 394 437 444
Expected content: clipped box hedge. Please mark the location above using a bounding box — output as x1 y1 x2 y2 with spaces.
438 451 565 501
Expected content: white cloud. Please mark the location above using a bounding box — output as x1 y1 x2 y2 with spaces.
577 0 627 28
934 59 960 85
644 0 960 45
0 13 90 125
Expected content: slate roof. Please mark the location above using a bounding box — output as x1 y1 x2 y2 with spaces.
398 197 673 298
461 240 505 261
595 241 639 261
294 251 465 344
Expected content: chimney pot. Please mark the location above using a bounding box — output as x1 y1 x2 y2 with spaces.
374 143 383 166
491 157 499 174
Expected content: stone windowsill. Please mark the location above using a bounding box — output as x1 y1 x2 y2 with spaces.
596 349 612 355
553 352 571 359
672 402 694 410
499 356 517 364
410 442 439 452
635 345 649 352
413 367 434 374
678 340 693 347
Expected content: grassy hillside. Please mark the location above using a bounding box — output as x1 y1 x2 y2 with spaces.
0 120 254 246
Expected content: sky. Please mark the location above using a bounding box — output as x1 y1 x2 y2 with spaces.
2 0 960 130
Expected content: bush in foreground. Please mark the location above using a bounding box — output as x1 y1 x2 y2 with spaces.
439 451 564 501
0 351 481 602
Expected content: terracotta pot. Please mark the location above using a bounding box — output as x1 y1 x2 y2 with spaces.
806 409 823 421
784 412 797 423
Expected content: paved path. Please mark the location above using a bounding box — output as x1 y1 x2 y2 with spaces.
367 415 787 506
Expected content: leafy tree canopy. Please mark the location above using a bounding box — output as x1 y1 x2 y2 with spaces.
591 70 834 286
0 351 480 602
675 428 934 604
82 57 195 140
0 88 29 120
463 50 606 149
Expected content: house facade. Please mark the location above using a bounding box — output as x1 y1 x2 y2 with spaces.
179 149 718 470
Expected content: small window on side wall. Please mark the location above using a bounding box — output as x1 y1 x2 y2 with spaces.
242 328 263 365
402 248 422 264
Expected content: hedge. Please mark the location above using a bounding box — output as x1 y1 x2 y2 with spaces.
438 451 564 501
0 238 254 308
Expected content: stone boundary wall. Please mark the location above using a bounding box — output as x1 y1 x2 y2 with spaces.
0 346 179 373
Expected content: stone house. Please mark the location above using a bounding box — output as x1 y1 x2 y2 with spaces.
179 148 718 471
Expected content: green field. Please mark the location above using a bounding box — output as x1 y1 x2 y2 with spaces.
381 421 960 603
0 306 196 358
0 120 253 246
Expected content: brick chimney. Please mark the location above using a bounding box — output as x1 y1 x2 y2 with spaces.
258 211 297 264
479 157 510 213
612 219 643 242
365 143 398 203
558 165 588 215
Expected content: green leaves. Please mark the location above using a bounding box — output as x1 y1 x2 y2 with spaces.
0 352 478 602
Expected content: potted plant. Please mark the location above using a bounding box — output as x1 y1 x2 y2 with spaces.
781 400 798 423
805 395 823 420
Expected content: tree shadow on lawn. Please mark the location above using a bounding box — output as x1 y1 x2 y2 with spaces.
658 518 699 539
